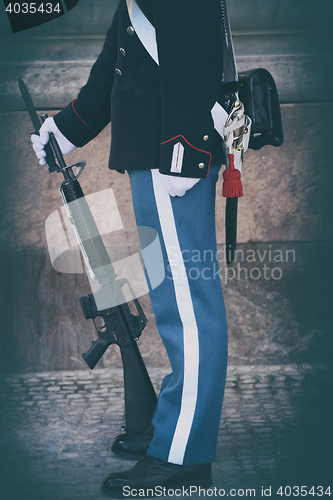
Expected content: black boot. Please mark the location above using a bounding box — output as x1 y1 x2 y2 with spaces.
111 426 154 460
101 455 212 498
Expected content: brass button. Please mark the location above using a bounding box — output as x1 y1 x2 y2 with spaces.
127 26 135 35
115 68 122 76
198 163 205 169
203 135 209 141
120 47 126 56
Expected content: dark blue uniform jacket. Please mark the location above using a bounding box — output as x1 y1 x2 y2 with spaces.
54 0 225 178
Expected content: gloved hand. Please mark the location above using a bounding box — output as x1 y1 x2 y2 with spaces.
31 117 76 165
158 173 200 197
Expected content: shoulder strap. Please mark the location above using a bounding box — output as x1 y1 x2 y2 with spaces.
126 0 159 64
125 0 228 138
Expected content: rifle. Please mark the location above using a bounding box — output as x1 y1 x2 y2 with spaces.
18 77 157 435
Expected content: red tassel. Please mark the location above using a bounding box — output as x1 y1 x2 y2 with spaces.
222 153 243 198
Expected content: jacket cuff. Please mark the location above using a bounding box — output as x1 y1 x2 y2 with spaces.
53 100 99 148
159 135 212 179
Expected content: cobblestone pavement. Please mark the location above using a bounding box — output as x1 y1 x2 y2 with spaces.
0 365 332 500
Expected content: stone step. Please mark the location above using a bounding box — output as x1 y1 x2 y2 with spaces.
0 0 332 109
0 0 330 35
1 32 332 110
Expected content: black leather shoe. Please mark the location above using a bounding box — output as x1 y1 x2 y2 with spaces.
111 426 154 460
101 455 212 498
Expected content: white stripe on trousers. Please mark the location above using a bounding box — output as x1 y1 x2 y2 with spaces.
151 169 200 465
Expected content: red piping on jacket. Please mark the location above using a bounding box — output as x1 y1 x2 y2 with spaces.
71 100 98 133
160 135 212 176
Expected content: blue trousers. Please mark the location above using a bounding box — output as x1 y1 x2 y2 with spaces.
128 166 228 466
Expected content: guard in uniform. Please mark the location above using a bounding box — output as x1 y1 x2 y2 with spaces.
32 0 228 496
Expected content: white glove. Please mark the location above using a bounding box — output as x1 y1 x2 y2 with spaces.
159 173 200 197
31 117 76 165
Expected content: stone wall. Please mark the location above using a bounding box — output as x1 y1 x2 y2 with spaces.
0 0 332 372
